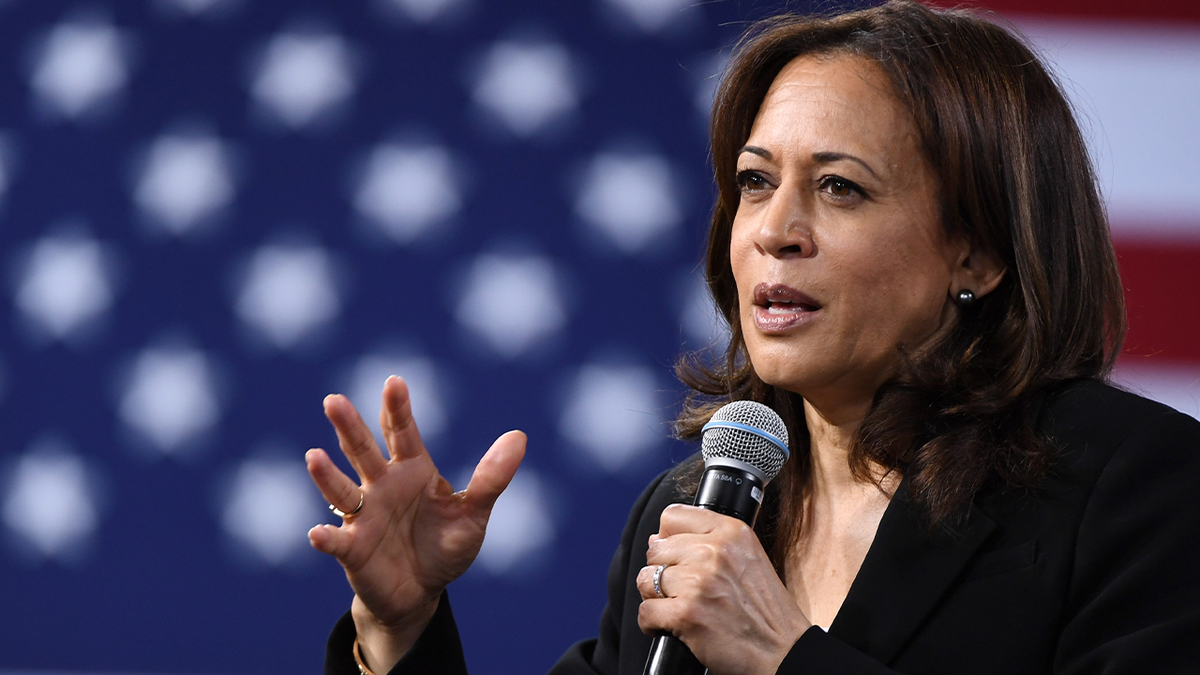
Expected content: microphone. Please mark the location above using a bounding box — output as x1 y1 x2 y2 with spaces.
643 400 790 675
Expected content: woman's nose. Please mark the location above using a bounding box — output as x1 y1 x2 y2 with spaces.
754 188 814 258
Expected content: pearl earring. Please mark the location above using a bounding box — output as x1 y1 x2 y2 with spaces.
955 289 976 308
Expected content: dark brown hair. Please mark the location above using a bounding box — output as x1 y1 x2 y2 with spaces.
675 0 1125 567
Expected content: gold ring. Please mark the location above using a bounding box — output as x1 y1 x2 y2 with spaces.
329 489 364 518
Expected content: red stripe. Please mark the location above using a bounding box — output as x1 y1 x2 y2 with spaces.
1116 241 1200 364
927 0 1200 23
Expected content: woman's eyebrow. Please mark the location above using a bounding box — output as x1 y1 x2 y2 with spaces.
738 145 772 160
739 146 882 182
812 151 881 181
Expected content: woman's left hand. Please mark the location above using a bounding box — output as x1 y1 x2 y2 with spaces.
636 503 812 675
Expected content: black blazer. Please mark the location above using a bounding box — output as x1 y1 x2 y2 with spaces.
326 380 1200 674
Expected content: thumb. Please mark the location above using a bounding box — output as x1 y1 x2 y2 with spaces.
462 430 526 514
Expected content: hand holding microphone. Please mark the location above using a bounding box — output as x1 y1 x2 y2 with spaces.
637 401 812 675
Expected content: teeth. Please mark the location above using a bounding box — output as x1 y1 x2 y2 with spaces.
764 301 820 314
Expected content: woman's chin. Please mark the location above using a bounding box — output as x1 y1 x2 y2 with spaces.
749 362 816 396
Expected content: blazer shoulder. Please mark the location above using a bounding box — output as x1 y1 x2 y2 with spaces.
1034 379 1200 490
1043 378 1182 420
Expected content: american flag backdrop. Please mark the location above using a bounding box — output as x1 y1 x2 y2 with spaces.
0 1 1195 674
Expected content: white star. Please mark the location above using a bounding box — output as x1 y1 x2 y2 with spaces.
220 454 324 566
234 243 342 350
692 52 728 118
133 131 237 236
345 353 447 444
2 438 100 563
603 0 693 33
13 230 116 344
469 469 553 575
559 363 663 473
575 151 682 254
455 253 566 359
680 273 729 349
375 0 470 24
249 30 357 130
153 0 241 18
471 40 578 138
353 142 461 244
117 345 220 456
27 16 131 121
0 134 14 207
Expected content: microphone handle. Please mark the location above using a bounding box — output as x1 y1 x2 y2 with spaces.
643 464 766 675
643 634 705 675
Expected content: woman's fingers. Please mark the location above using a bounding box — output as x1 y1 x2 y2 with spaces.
308 523 353 559
638 532 707 601
637 567 699 638
462 430 526 513
324 393 388 483
379 375 427 461
637 563 676 600
657 503 726 537
305 447 363 517
639 508 760 602
637 592 684 635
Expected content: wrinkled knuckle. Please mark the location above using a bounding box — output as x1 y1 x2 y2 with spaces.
695 575 719 597
646 538 661 557
636 570 653 597
392 410 416 432
718 540 740 561
674 607 701 634
637 602 655 630
674 593 699 620
347 436 372 457
704 544 726 568
658 512 677 533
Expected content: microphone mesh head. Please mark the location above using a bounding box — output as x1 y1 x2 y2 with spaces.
701 401 790 482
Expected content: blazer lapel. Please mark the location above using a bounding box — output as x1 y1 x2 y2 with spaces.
827 476 996 664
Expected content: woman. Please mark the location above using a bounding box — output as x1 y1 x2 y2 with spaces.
307 2 1200 673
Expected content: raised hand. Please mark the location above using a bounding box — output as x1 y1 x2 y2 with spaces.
635 504 810 675
306 375 525 672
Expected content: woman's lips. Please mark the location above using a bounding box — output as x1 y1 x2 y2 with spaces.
751 283 821 333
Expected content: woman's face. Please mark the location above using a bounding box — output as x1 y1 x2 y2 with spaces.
730 54 964 419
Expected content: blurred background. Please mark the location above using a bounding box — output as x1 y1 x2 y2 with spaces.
0 0 1195 673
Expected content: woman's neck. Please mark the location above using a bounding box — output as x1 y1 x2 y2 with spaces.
787 397 898 628
803 398 865 494
802 397 899 500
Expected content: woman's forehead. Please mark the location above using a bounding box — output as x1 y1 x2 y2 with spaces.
748 55 920 165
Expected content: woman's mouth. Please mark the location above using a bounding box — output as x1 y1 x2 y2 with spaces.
752 283 821 333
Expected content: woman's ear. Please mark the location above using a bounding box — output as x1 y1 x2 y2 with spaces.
951 241 1005 299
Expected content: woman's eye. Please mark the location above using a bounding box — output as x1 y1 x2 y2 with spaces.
820 176 865 200
736 170 768 191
